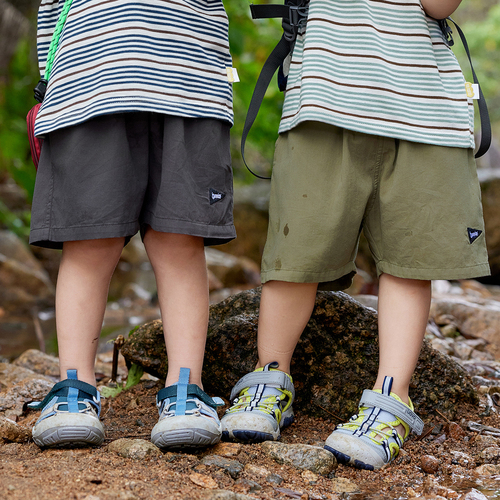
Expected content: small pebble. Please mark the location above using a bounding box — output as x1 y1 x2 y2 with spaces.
421 455 440 474
434 434 447 444
473 463 500 475
209 442 242 457
244 464 269 477
480 446 500 463
448 422 466 440
189 472 218 489
266 473 284 485
301 470 319 484
462 488 489 500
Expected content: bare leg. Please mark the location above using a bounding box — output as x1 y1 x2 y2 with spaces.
56 238 125 386
143 230 209 389
256 280 318 374
374 273 431 404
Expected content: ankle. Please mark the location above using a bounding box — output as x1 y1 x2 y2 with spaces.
372 382 409 405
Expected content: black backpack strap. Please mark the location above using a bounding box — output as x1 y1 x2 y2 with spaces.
241 34 294 179
241 1 309 179
439 18 491 159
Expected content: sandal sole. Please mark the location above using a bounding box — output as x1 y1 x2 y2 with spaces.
152 428 221 449
33 426 104 448
324 445 376 471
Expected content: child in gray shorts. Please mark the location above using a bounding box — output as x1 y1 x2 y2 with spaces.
29 0 235 450
220 0 490 469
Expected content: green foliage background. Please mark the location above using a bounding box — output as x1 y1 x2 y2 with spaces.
0 0 499 237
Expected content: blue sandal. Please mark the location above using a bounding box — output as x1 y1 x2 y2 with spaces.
30 369 104 448
151 367 224 449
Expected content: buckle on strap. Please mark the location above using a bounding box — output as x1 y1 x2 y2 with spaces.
359 390 424 435
230 370 295 401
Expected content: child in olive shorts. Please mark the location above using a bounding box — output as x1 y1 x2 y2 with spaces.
220 0 490 469
29 0 235 450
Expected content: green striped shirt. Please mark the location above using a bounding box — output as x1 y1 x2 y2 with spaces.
280 0 474 149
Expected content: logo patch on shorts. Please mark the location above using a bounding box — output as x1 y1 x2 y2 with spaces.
467 227 482 244
209 188 226 205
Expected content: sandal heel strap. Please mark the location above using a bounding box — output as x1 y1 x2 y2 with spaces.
28 379 100 411
230 370 295 401
359 390 424 435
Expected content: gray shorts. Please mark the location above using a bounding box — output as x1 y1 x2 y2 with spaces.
261 121 490 289
30 113 235 248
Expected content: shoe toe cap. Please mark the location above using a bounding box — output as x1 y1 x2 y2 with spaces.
152 414 221 436
325 432 387 469
221 411 278 435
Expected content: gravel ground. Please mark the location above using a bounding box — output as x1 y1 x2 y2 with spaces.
1 379 500 500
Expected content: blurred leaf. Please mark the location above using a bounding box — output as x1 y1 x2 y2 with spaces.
100 363 144 398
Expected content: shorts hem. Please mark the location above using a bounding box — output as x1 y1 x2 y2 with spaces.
143 215 236 246
376 261 491 280
261 262 356 285
29 222 140 249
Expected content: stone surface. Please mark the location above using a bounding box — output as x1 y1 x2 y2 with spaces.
200 455 244 479
199 489 255 500
450 450 473 467
0 362 52 390
261 441 335 476
447 422 467 440
0 416 30 443
420 455 440 474
12 349 60 378
209 442 242 457
243 464 269 477
233 478 261 494
301 470 319 484
189 472 218 489
205 248 260 289
0 230 46 273
330 477 359 493
462 488 489 500
474 434 500 450
0 251 55 313
480 446 500 463
265 473 284 485
430 296 500 359
121 289 478 420
107 438 161 460
473 463 500 475
0 364 54 417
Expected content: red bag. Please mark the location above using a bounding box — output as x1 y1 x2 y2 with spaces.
27 103 43 170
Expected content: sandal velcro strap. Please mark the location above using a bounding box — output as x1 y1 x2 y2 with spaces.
28 379 99 411
156 384 224 410
230 370 295 401
359 390 424 435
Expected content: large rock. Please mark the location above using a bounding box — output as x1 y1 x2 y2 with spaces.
430 295 500 359
0 232 55 313
121 289 477 420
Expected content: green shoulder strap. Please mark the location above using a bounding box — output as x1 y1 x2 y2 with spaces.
34 0 74 103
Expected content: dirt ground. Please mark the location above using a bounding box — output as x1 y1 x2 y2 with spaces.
1 379 500 500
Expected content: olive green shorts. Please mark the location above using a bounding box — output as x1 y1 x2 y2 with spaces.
261 121 490 290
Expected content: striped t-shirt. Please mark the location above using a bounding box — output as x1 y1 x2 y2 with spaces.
34 0 233 137
280 0 475 149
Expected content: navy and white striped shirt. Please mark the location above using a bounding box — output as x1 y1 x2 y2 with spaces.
35 0 234 137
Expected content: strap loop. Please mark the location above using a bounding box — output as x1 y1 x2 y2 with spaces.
359 390 424 435
230 369 295 401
